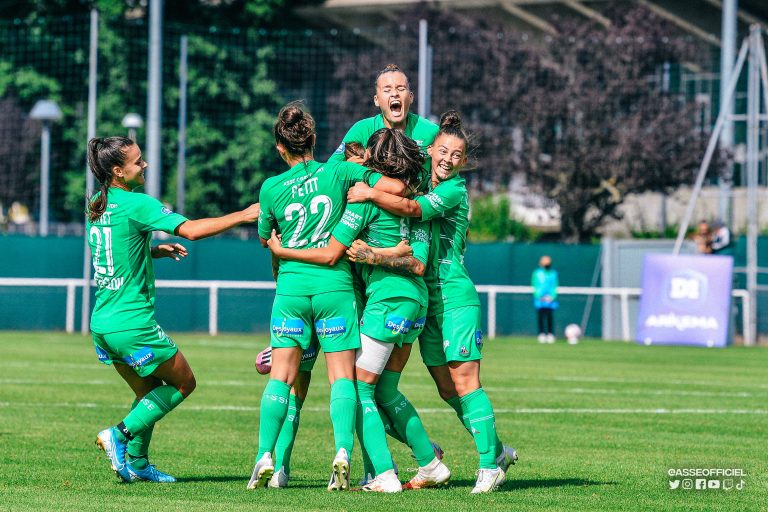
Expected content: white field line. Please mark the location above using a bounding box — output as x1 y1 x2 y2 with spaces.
1 401 767 415
0 378 764 399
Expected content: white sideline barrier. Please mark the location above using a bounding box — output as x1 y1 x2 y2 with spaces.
0 278 750 343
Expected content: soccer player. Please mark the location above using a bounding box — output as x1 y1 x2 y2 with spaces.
328 63 438 180
247 103 405 491
87 136 259 483
346 111 518 493
267 128 451 492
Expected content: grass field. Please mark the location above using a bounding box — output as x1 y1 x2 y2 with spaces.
1 331 766 511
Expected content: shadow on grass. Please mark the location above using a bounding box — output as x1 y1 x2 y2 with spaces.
448 478 617 491
176 475 248 483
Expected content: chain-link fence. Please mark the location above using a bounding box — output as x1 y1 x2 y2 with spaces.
0 6 727 233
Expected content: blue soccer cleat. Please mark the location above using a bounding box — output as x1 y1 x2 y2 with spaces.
95 427 132 482
127 462 177 483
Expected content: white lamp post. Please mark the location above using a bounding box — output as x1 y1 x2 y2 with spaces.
121 113 143 142
29 99 62 237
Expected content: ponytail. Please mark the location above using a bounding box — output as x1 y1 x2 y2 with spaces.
86 136 133 222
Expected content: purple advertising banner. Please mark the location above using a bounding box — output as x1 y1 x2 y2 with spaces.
636 254 733 347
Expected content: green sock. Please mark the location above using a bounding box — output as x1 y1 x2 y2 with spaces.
378 407 406 444
446 395 472 435
460 388 498 469
329 378 357 454
274 394 302 474
121 385 185 437
256 379 291 461
126 398 153 469
357 416 376 477
376 370 434 466
356 380 393 475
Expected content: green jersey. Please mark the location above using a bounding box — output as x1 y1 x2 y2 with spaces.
86 187 188 334
258 159 379 296
329 112 438 185
333 202 427 307
415 175 480 313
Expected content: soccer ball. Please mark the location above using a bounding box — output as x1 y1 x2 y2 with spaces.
564 324 582 345
254 346 272 375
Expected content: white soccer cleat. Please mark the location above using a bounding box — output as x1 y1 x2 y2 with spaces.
546 333 556 344
362 468 402 493
246 452 274 490
327 448 350 491
496 445 519 473
537 333 547 343
403 457 451 490
268 466 289 488
471 467 506 494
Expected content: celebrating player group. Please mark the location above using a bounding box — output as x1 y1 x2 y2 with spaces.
86 64 517 494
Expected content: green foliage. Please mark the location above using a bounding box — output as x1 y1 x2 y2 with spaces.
469 195 539 242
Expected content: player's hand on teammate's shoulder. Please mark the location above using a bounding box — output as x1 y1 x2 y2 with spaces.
151 243 188 261
347 182 373 203
240 202 260 223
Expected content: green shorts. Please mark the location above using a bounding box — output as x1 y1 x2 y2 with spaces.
271 290 360 353
92 324 178 378
361 298 427 346
418 305 483 367
299 334 320 372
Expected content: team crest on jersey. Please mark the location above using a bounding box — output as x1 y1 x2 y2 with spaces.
385 315 412 335
161 206 173 215
95 345 110 362
315 317 347 337
272 318 304 337
475 330 483 349
123 347 155 368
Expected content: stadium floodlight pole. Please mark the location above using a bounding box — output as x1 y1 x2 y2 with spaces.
29 100 62 237
177 34 188 215
82 8 98 334
718 0 737 227
672 37 749 255
418 19 429 118
145 0 163 199
745 25 761 348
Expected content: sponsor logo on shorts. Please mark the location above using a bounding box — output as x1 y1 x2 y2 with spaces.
302 344 318 361
161 206 173 215
272 318 304 337
460 346 469 356
123 347 155 368
385 315 413 335
413 317 427 331
315 317 347 337
475 330 483 348
95 345 110 362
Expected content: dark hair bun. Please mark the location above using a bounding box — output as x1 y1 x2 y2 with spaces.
439 110 462 130
281 105 305 127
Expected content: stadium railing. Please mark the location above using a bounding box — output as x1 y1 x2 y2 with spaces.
0 278 751 342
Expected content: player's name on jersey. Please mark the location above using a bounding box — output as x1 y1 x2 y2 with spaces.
93 211 114 224
281 173 325 199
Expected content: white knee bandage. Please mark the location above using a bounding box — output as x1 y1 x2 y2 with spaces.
355 334 394 375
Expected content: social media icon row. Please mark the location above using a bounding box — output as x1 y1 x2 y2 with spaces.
669 479 745 490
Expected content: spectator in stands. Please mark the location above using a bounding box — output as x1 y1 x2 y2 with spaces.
532 255 559 343
694 220 712 254
710 219 733 256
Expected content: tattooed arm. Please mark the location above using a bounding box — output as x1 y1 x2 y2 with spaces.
346 239 425 277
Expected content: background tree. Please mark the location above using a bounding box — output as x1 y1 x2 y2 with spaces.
327 4 714 243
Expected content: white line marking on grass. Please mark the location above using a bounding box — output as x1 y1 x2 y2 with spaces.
1 402 766 415
550 375 768 389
